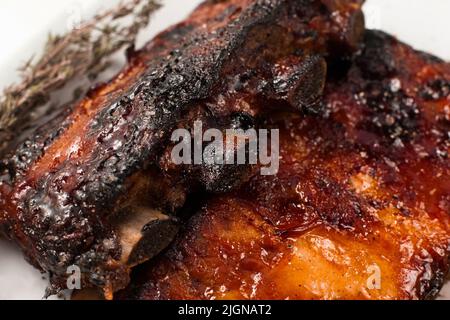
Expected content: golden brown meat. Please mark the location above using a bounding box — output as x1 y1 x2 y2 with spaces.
0 0 365 295
117 30 450 300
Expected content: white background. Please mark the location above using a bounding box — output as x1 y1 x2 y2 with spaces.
0 0 449 299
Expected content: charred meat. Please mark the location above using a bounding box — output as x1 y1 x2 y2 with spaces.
117 31 450 300
0 0 365 296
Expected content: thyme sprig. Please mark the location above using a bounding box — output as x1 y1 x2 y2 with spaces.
0 0 161 133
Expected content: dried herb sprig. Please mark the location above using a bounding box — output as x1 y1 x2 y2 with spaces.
0 0 161 133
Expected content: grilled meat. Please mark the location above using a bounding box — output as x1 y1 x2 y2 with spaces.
117 30 450 300
0 0 365 296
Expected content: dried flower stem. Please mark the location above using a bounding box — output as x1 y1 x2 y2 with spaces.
0 0 161 134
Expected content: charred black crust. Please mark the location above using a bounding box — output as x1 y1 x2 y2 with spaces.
421 79 450 101
355 30 397 80
351 31 425 148
417 255 450 300
0 106 74 184
117 28 450 301
0 0 362 290
357 81 420 142
0 0 370 292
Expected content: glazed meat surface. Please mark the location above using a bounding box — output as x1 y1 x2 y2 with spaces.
0 0 365 295
118 31 450 300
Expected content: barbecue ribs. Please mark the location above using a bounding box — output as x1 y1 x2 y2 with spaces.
0 0 365 296
117 30 450 300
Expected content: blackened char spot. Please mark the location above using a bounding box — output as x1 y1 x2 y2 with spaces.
421 79 450 101
229 112 255 130
356 30 396 80
358 82 420 142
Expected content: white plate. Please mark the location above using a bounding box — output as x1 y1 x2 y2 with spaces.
0 0 448 300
